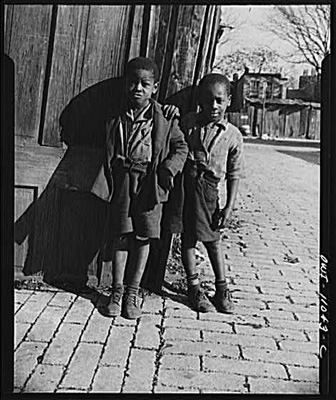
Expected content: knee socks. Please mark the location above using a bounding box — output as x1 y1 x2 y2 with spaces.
187 275 228 294
112 283 124 294
125 283 139 296
187 273 200 292
215 279 228 293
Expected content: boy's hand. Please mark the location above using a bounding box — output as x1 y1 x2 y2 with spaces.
217 206 233 229
162 104 180 120
158 168 174 191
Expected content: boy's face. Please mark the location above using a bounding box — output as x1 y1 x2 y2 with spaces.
199 83 231 123
125 69 158 109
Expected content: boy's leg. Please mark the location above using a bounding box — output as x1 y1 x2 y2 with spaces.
99 235 129 317
122 235 150 319
181 234 215 313
203 239 227 282
203 240 234 313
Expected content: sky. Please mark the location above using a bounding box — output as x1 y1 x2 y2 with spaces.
215 5 313 82
219 6 292 52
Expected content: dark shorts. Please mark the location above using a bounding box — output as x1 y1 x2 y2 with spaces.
183 166 220 242
109 167 162 239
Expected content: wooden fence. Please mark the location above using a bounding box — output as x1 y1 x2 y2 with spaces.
229 103 320 140
7 4 220 290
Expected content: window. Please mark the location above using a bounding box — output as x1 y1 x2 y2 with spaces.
249 79 259 97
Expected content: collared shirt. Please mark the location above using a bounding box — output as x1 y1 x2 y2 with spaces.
181 112 244 180
116 102 153 163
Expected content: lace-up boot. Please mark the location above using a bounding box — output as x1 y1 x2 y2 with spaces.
122 291 142 319
100 286 123 317
188 286 215 313
212 288 235 314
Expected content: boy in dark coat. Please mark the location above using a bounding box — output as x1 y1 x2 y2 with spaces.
97 57 188 319
180 73 244 314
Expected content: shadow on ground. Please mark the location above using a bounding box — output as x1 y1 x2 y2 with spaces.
276 149 320 165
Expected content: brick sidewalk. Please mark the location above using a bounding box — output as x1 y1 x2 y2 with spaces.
14 141 320 394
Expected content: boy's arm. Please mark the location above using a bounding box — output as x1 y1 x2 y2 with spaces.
217 178 240 229
217 128 244 229
162 118 188 175
158 119 188 190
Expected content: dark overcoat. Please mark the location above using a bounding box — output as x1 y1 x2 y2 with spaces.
58 79 187 233
90 99 188 213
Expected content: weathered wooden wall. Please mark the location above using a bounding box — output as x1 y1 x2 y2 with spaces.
7 4 220 288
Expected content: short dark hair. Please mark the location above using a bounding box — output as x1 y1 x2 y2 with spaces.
198 73 231 96
124 57 160 82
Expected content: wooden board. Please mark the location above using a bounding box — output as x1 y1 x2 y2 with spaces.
47 190 108 287
4 4 14 53
42 5 90 147
204 6 221 75
80 5 131 90
6 5 53 138
13 185 66 279
196 6 216 81
165 5 207 98
128 5 145 60
265 109 281 137
14 187 37 268
15 137 66 191
285 110 300 138
152 5 174 102
146 5 161 60
308 109 320 140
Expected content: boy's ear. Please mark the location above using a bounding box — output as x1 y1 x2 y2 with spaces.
227 94 232 106
153 82 159 94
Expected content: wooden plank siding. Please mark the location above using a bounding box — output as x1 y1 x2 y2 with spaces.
14 187 38 268
156 6 179 103
8 4 221 289
165 5 207 99
42 5 90 147
80 5 131 89
204 6 221 77
6 5 53 139
128 5 145 60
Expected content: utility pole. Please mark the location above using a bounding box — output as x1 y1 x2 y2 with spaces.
260 79 267 138
305 105 312 139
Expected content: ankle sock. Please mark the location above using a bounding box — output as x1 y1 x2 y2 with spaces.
215 279 228 293
187 273 200 291
112 283 123 293
126 284 139 296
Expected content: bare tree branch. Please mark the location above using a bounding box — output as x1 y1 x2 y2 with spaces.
263 5 330 73
213 46 282 78
216 7 243 47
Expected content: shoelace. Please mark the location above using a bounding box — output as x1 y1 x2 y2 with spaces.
124 293 137 305
111 291 122 304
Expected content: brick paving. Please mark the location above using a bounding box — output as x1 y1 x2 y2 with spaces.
13 140 320 394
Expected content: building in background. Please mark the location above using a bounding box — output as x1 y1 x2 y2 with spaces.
229 68 287 136
228 67 320 140
287 68 321 102
231 68 288 109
